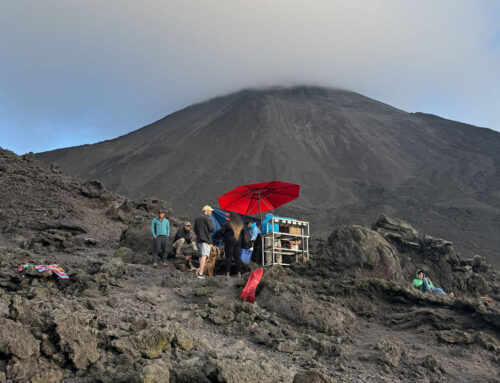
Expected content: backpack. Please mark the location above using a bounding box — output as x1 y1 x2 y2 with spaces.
242 228 253 249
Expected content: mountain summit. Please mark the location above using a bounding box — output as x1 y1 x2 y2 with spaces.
37 86 500 262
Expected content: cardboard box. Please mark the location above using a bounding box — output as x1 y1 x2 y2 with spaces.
289 226 302 235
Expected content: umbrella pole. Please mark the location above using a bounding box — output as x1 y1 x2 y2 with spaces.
258 192 265 266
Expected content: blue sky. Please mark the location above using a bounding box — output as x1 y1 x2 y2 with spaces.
1 0 499 154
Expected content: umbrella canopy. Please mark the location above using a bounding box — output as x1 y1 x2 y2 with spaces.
210 208 261 237
217 180 300 216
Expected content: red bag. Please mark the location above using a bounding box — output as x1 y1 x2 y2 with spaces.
240 268 264 303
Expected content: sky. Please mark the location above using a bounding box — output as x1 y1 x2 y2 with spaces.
1 0 499 154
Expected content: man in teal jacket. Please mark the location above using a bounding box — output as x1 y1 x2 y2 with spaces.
151 209 170 267
412 270 446 295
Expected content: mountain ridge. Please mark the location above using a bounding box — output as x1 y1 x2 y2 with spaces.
37 86 500 263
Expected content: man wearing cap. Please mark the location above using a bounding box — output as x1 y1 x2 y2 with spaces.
151 209 170 268
173 221 197 269
194 205 214 279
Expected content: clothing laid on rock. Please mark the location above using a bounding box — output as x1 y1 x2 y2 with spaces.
221 221 243 275
18 264 69 279
151 217 170 237
194 214 214 245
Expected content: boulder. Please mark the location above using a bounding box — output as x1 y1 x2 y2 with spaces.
54 313 99 370
210 358 295 383
376 341 402 368
112 325 195 359
136 291 166 305
113 247 134 263
258 288 355 336
134 360 170 383
322 225 403 281
372 214 419 245
120 226 155 253
293 371 329 383
80 180 108 198
99 257 126 279
0 318 40 359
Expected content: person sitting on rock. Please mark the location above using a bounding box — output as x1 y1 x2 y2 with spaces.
151 209 170 268
412 269 446 295
173 221 197 269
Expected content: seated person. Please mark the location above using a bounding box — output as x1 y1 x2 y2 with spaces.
412 269 446 295
173 222 197 269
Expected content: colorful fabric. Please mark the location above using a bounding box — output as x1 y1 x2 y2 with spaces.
240 268 263 303
18 264 70 279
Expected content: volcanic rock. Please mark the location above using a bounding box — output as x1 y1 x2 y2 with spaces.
0 318 40 360
54 312 100 370
321 225 402 281
2 147 500 382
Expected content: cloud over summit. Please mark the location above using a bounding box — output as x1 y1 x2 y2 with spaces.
1 0 499 153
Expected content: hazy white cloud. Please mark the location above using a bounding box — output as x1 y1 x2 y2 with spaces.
0 0 499 153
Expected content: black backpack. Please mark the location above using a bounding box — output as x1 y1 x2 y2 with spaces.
242 229 253 249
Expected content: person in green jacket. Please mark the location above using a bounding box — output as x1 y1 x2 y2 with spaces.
151 209 170 268
412 269 446 295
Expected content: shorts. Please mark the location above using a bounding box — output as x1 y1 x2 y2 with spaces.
197 242 211 257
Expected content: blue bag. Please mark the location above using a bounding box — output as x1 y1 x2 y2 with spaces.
240 248 252 264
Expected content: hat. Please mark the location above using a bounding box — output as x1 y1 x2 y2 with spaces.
184 221 191 226
202 205 214 212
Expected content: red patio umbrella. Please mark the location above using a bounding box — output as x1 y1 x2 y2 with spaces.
217 180 300 217
218 181 300 266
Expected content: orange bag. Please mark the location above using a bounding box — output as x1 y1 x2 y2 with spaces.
240 268 264 303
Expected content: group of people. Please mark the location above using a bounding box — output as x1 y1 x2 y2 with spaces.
150 205 261 280
152 206 451 294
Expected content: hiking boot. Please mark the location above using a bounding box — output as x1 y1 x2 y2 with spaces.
153 262 158 268
225 272 230 278
237 272 241 278
196 274 206 280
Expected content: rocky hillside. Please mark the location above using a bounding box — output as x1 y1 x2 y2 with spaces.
36 86 500 264
2 147 500 382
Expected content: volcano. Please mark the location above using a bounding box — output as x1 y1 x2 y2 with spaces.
37 86 500 263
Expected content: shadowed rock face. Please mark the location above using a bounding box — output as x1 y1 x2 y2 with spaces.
36 86 500 263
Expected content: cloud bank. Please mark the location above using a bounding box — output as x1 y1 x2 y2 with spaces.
1 0 499 153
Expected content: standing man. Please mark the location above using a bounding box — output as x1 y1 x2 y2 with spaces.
194 205 214 279
151 209 170 268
